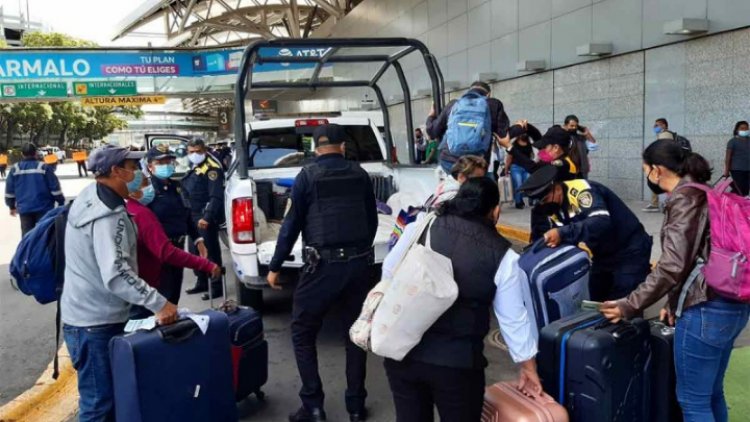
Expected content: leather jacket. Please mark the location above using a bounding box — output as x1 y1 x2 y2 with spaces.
617 176 712 318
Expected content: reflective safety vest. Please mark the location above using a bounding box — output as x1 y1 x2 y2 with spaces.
44 154 58 165
0 154 7 165
72 151 87 162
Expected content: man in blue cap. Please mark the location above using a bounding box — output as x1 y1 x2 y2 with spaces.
268 124 377 422
145 143 207 304
61 145 178 422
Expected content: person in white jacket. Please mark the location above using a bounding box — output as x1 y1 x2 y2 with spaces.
61 145 178 422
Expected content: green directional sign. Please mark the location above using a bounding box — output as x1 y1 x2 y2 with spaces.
73 80 137 97
1 82 68 98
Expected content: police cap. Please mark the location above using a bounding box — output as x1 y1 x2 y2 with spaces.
147 143 176 161
518 165 558 199
532 125 571 150
314 124 349 146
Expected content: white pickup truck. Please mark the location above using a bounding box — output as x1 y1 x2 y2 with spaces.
223 116 439 306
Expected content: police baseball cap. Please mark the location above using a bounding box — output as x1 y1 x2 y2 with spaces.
518 165 559 199
88 145 145 176
313 124 349 146
532 125 572 150
146 143 176 161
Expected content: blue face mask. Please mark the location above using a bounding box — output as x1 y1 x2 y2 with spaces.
653 126 663 135
188 153 205 166
153 163 175 179
138 184 155 205
738 130 750 138
126 169 143 193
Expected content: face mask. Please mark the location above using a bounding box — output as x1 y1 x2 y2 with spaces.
647 168 666 195
153 164 175 179
738 130 750 137
138 185 155 206
538 149 556 163
536 201 561 216
125 169 143 193
188 153 205 165
653 126 663 135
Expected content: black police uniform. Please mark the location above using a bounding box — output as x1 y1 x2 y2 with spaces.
520 168 653 301
269 130 378 418
181 154 225 295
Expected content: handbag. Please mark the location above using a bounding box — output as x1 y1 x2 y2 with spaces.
370 213 458 360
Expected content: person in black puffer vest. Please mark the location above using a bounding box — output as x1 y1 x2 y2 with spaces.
382 177 542 422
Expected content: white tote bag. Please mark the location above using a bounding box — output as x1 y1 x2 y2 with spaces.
370 213 458 360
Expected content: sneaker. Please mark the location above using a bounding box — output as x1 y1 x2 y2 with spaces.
642 204 660 212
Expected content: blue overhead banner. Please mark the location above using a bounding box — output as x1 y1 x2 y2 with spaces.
0 47 332 80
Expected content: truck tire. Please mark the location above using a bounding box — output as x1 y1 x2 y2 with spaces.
236 277 264 311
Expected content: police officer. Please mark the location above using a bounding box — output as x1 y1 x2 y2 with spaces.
518 165 653 301
267 124 377 422
181 138 225 300
145 144 208 304
4 143 65 235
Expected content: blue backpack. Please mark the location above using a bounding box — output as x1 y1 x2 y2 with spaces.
445 91 492 156
10 204 69 304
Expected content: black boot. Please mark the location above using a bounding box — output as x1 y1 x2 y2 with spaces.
201 286 223 301
185 283 208 295
288 407 326 422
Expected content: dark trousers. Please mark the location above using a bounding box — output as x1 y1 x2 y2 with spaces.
0 165 6 178
384 359 485 422
589 235 653 302
77 161 88 177
730 170 750 196
189 217 222 289
159 239 186 304
291 257 373 413
20 210 48 236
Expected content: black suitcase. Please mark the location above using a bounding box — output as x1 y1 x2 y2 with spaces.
538 312 652 422
649 320 682 422
209 272 268 402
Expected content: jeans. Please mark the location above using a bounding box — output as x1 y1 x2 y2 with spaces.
674 299 750 422
510 164 530 205
63 323 126 422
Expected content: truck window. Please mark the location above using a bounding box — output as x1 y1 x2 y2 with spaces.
248 125 384 168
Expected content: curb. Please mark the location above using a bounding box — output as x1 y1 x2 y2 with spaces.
497 224 531 244
0 347 78 422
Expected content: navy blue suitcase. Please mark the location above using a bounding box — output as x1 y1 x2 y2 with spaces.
538 312 652 422
225 305 268 401
518 239 591 330
110 310 238 422
649 320 682 422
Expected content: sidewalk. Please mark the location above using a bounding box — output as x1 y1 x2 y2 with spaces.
498 199 665 262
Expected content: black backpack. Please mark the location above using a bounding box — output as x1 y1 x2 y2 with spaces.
671 132 692 152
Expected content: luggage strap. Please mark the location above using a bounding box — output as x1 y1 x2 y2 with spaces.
675 259 705 318
558 317 606 404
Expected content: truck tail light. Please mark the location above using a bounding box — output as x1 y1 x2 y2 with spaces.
232 197 255 244
295 119 328 127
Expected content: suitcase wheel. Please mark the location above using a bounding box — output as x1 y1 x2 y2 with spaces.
255 390 265 402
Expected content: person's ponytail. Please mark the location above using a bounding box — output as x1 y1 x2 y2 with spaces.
680 152 712 183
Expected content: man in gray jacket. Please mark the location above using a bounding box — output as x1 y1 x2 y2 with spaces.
61 145 178 422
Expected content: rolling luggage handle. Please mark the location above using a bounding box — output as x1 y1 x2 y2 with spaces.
208 267 239 312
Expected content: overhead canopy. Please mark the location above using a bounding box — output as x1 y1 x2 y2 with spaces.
112 0 364 47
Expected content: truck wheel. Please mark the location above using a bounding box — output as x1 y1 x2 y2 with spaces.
236 277 264 311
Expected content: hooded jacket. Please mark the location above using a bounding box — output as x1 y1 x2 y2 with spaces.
61 183 167 327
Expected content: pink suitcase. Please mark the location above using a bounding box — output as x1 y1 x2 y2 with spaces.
482 382 569 422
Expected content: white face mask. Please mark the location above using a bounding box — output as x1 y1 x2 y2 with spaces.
188 152 205 165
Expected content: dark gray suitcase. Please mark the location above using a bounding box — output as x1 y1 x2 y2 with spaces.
649 320 682 421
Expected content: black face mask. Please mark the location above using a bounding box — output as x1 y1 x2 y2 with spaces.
647 168 666 195
536 201 561 216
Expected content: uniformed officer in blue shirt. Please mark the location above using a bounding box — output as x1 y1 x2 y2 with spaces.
182 138 225 300
267 124 377 422
145 144 207 304
4 143 65 235
519 165 653 301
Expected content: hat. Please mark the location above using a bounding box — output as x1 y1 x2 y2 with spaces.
313 124 348 146
88 145 144 176
532 125 572 150
147 143 176 161
518 165 559 199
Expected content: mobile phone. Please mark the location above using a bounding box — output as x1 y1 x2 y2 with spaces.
577 125 587 133
581 300 602 311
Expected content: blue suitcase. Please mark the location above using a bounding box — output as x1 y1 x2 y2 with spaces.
110 310 238 422
519 239 591 330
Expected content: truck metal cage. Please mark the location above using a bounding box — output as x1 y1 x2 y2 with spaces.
234 38 445 179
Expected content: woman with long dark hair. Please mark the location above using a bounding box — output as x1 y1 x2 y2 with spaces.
724 120 750 196
383 177 541 422
601 139 750 422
